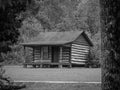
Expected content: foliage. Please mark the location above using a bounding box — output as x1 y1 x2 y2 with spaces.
86 49 100 68
0 0 31 55
1 0 101 66
2 45 24 65
100 0 120 90
0 0 101 67
0 0 32 90
19 0 101 65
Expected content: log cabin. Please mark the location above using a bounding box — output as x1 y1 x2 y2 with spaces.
21 31 93 68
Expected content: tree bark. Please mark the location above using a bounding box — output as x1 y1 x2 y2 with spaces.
100 0 120 90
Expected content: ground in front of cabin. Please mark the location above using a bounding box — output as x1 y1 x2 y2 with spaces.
18 82 101 90
4 65 101 90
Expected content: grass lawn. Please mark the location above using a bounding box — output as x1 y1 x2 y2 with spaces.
4 65 101 82
4 66 101 90
18 82 101 90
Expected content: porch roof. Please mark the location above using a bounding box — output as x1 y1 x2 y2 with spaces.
21 31 93 46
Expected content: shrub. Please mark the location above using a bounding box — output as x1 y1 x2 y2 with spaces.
86 49 101 68
1 45 25 65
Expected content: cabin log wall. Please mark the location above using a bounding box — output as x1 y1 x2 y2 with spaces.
71 44 89 64
61 47 70 63
34 47 41 62
34 46 51 63
70 34 90 65
25 46 52 63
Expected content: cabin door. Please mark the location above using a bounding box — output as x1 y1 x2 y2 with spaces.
52 46 60 63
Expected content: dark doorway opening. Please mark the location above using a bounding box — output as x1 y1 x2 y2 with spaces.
51 46 60 63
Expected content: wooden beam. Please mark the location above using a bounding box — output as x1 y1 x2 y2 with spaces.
39 47 41 62
33 47 35 62
59 46 63 63
40 47 43 62
23 46 27 68
23 46 26 61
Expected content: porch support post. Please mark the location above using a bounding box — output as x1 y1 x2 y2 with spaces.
23 46 26 61
23 46 27 68
40 47 43 68
59 46 63 68
33 47 35 62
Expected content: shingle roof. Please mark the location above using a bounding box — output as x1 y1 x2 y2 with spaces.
21 31 93 46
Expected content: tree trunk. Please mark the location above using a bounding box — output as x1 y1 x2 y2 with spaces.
100 0 120 90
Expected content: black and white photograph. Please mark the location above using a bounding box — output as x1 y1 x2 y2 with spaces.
0 0 119 90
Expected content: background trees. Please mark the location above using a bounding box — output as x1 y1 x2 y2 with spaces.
0 0 32 61
17 0 101 67
0 0 32 89
0 0 101 67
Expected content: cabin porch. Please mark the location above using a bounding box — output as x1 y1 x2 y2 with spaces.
23 45 72 68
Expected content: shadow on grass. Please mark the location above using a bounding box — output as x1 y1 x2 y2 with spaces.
17 82 101 90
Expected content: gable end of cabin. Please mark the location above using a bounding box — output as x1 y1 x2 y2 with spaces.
71 32 93 66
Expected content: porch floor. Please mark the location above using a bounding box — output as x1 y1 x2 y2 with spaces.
23 62 72 68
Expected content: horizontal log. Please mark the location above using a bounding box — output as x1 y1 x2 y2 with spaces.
71 57 86 61
72 44 89 48
72 57 87 60
71 56 86 59
72 45 89 49
72 47 89 51
72 46 89 50
71 54 87 58
71 57 86 60
72 49 89 53
71 51 88 55
72 56 87 59
71 58 86 62
71 61 85 64
71 53 87 57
